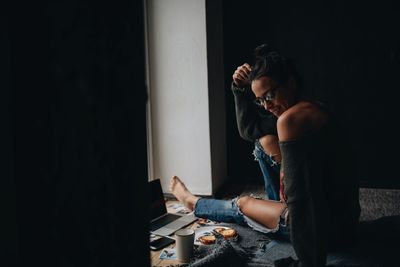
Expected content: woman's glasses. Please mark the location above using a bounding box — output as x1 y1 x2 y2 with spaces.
253 85 278 107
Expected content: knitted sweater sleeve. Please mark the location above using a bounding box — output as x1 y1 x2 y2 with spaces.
231 83 277 142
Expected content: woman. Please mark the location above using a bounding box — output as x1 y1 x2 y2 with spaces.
176 44 360 267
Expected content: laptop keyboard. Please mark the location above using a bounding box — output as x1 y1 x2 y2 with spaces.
150 213 181 231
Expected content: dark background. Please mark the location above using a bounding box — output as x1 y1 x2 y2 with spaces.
222 0 400 189
4 0 148 266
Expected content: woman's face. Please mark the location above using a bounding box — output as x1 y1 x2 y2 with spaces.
251 76 295 117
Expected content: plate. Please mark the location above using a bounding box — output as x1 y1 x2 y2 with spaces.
194 226 230 246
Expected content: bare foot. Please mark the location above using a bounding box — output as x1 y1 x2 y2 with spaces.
169 176 199 211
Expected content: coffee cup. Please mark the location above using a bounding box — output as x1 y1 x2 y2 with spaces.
174 228 195 263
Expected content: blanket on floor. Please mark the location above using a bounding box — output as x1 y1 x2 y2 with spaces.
186 216 400 267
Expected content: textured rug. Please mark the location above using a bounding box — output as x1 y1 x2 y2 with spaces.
185 186 400 266
359 188 400 221
189 223 289 267
187 215 400 267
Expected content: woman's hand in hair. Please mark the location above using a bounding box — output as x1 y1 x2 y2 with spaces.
232 63 252 88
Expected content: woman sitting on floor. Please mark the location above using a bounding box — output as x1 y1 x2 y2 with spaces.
171 44 360 267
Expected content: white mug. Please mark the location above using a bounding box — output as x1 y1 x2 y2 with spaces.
174 228 195 263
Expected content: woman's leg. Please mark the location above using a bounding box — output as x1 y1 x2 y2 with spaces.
254 135 281 200
170 176 286 229
258 135 281 163
170 176 247 224
169 175 199 211
237 196 286 229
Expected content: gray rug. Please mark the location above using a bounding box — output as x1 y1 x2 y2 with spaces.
187 216 400 267
189 223 289 267
359 188 400 221
186 187 400 266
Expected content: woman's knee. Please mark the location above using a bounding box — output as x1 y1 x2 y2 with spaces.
259 135 281 162
237 196 251 210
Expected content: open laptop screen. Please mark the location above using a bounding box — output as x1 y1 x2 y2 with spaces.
149 179 168 221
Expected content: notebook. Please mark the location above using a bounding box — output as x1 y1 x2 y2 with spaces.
149 179 197 236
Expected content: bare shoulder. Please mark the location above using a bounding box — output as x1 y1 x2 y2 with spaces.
277 101 328 141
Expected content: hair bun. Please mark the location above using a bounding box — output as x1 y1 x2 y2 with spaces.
254 43 283 64
254 44 271 58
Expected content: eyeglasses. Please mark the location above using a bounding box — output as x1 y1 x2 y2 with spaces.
253 84 279 107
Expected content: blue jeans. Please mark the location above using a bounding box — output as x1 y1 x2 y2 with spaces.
191 139 289 239
253 140 281 201
194 197 290 240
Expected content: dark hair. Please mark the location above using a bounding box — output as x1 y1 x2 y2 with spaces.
250 44 299 87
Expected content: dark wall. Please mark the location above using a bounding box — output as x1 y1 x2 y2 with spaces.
223 0 400 188
6 1 149 266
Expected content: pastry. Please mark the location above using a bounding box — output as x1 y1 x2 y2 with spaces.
197 234 216 245
214 227 237 238
197 227 238 245
219 228 237 238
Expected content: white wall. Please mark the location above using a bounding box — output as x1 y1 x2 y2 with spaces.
146 0 220 195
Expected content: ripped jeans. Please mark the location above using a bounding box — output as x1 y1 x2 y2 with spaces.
253 140 281 201
191 140 288 239
194 196 290 240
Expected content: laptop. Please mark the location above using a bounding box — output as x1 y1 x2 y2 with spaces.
149 179 197 236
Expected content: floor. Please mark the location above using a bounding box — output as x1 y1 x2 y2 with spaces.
151 181 400 266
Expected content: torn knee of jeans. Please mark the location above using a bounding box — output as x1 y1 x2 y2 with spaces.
253 143 281 166
252 149 259 161
237 195 254 210
232 196 245 215
253 140 265 161
269 154 281 166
